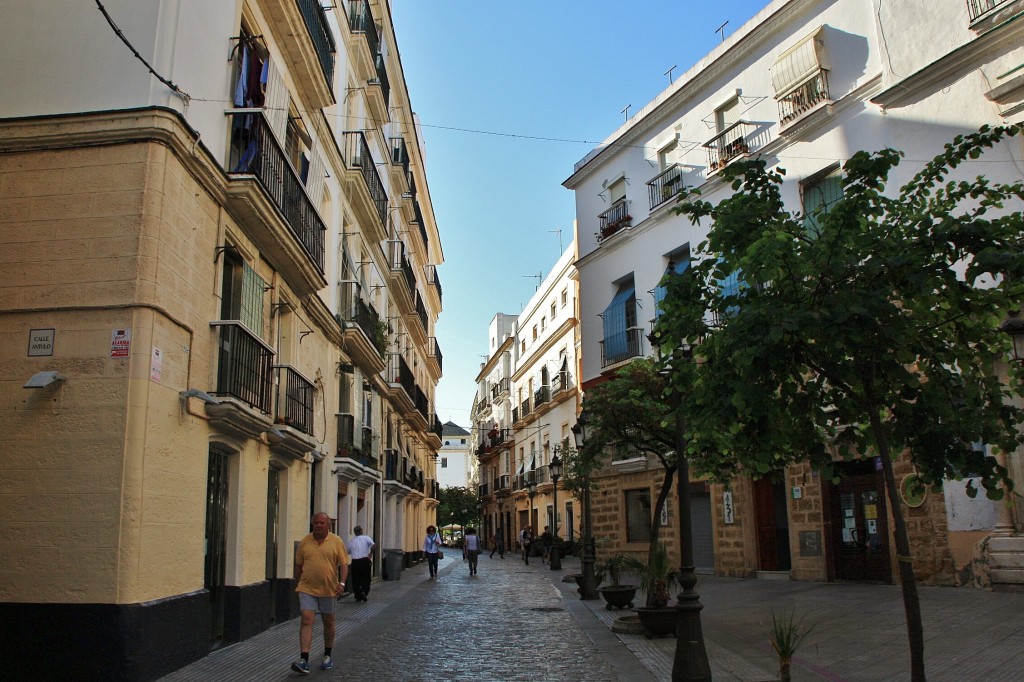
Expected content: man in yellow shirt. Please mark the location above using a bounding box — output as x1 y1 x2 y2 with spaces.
291 512 350 675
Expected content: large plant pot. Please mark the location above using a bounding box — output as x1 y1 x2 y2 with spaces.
633 606 677 638
568 573 604 594
598 585 638 610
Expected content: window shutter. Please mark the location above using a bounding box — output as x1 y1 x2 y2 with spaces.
264 57 289 144
306 137 326 208
240 262 265 334
770 26 829 99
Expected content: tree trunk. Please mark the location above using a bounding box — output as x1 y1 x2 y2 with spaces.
868 409 926 682
779 657 791 682
649 463 677 564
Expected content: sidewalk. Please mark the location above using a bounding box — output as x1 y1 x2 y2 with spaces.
161 551 1024 681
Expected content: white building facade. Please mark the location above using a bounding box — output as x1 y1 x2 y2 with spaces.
438 421 473 489
565 0 1024 586
476 245 581 551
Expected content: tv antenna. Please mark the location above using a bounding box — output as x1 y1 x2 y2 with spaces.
549 226 563 255
715 21 729 42
523 272 542 292
621 104 631 122
664 65 677 84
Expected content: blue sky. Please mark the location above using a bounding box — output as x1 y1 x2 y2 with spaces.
391 1 768 426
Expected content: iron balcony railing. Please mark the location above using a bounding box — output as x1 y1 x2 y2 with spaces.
648 164 685 210
778 71 830 126
390 136 410 176
414 385 429 422
385 450 399 480
520 397 532 418
598 199 631 241
388 241 417 298
512 407 519 423
533 386 551 408
704 121 753 172
372 52 391 111
968 0 1013 20
341 131 388 228
344 296 386 356
347 0 379 58
274 365 314 435
296 0 335 87
552 369 572 393
211 321 274 413
430 413 443 439
337 413 356 450
411 200 428 250
478 483 489 498
428 336 443 373
426 265 442 306
600 327 645 367
227 112 326 272
497 474 511 491
413 294 428 334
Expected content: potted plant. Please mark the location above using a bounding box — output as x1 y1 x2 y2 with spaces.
633 542 681 638
768 609 814 682
597 553 641 610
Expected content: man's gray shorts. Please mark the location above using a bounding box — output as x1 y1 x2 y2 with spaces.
298 592 336 614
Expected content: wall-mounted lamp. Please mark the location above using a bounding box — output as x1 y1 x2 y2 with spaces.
24 371 66 389
179 388 220 404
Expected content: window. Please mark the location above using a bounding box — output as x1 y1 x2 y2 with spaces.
460 438 466 444
561 288 568 307
802 166 843 237
601 279 639 366
541 317 546 331
715 97 741 134
653 246 691 318
532 325 538 340
220 248 265 334
771 26 830 125
625 489 652 543
441 457 448 468
551 302 557 319
521 340 526 354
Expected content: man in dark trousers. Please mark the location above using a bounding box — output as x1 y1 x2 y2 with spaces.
346 525 375 602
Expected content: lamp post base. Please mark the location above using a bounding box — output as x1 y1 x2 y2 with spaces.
550 543 562 570
672 588 711 681
580 549 599 600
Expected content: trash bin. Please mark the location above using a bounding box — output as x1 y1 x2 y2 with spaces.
383 549 404 581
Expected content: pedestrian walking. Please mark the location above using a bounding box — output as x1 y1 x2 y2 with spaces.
346 525 374 602
423 525 442 579
490 528 504 558
541 525 553 565
463 527 481 575
520 526 532 565
291 512 350 675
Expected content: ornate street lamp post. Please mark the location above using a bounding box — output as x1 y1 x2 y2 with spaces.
496 489 509 552
525 478 537 565
658 349 711 682
571 414 598 599
549 450 563 570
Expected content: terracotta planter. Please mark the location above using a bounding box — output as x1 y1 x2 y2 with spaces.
633 606 677 638
598 585 638 610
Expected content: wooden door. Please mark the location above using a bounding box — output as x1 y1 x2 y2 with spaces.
829 466 892 582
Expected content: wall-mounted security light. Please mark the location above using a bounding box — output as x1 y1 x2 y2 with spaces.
179 388 221 405
23 371 66 389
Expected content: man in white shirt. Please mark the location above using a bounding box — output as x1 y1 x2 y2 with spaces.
346 526 375 602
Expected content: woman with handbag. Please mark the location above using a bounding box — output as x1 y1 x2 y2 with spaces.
422 525 442 579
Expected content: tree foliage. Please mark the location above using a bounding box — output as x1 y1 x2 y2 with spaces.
579 358 679 558
437 486 479 529
653 123 1024 682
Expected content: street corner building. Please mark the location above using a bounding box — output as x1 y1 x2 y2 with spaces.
564 0 1024 591
0 1 444 680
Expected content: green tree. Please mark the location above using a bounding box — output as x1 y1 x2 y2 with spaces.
437 485 479 530
579 358 678 565
656 124 1024 682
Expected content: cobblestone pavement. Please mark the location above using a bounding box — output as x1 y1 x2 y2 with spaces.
161 551 1024 682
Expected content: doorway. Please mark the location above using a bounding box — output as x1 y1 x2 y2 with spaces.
827 460 892 582
204 448 231 646
753 478 792 571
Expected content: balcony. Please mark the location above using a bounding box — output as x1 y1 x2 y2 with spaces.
648 164 686 210
512 407 519 423
411 200 428 252
704 121 754 173
295 0 335 89
425 265 442 308
388 240 417 311
597 199 631 242
778 71 831 127
211 321 274 413
367 53 391 123
410 293 429 337
262 0 335 108
337 413 356 451
496 474 511 492
533 386 551 409
226 112 326 289
968 0 1015 20
552 369 573 394
390 136 411 195
478 482 489 498
429 413 444 441
384 450 399 481
341 131 388 235
427 336 443 375
347 0 379 81
339 294 386 374
274 365 314 435
600 327 645 368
